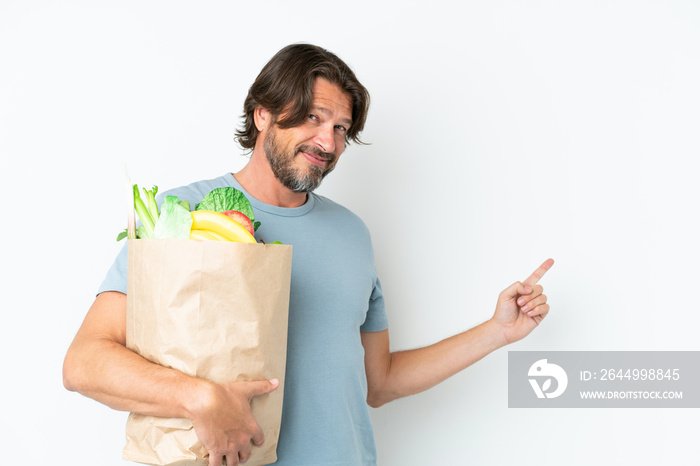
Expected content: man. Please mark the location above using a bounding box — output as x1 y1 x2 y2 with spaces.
63 43 553 466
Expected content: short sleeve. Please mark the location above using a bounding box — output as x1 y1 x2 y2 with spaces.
97 242 128 295
360 276 388 332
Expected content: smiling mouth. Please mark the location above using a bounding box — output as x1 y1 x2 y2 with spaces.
298 147 332 168
303 152 327 166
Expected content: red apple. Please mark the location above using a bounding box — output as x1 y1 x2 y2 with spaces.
221 210 255 236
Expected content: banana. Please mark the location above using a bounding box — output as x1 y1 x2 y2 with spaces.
190 229 227 241
190 210 257 243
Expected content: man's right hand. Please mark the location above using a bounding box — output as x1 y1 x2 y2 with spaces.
189 378 280 466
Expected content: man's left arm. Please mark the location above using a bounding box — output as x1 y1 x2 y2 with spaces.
362 258 554 408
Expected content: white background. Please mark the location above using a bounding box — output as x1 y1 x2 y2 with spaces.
2 1 699 465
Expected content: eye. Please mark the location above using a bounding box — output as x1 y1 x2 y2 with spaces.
334 125 347 133
308 114 319 121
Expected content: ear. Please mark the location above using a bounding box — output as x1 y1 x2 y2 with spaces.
253 106 272 132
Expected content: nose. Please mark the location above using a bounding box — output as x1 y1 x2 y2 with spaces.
313 124 336 154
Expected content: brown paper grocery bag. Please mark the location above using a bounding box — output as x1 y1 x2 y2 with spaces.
124 239 293 466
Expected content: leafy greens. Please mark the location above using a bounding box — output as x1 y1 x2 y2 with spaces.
195 187 260 231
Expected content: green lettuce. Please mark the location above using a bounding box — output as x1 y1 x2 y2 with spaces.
153 195 193 239
195 187 258 230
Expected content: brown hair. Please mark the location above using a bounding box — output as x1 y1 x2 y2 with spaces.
235 43 370 151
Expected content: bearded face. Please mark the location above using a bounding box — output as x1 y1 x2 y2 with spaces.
264 124 338 193
259 78 352 194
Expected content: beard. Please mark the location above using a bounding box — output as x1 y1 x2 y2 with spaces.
264 126 336 193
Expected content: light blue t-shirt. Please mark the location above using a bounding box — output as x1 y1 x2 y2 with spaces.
99 173 388 465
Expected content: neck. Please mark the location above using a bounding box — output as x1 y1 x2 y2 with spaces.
234 147 308 208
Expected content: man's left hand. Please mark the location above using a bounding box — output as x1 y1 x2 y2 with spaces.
491 258 555 344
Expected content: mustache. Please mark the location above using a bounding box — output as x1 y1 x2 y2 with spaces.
296 144 334 162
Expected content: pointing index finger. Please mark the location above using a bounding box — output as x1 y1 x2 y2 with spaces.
523 258 555 287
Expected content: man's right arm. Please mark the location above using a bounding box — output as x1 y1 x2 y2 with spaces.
62 291 278 466
63 291 202 415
